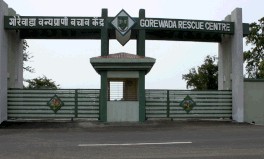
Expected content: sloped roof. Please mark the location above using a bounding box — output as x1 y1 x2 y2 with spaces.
90 53 156 75
91 53 154 59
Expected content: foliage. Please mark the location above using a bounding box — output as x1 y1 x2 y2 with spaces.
182 55 218 90
23 41 60 88
23 40 35 73
24 75 60 89
243 17 264 78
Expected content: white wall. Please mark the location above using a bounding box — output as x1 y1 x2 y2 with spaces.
107 71 139 78
0 0 9 124
7 8 23 89
218 8 244 122
244 81 264 125
107 101 139 122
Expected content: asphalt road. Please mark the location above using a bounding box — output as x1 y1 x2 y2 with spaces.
0 119 264 159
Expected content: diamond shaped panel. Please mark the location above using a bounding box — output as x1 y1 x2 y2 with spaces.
47 94 64 113
110 9 137 36
180 95 196 113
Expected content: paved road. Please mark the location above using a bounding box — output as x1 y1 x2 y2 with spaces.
0 119 264 159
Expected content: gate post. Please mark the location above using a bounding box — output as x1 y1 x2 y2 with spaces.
0 0 8 124
137 9 145 56
101 8 109 56
230 8 244 122
137 9 146 122
7 8 23 89
100 71 107 122
139 71 145 121
218 8 244 122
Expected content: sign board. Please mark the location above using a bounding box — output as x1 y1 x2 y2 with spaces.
5 16 104 29
5 15 234 34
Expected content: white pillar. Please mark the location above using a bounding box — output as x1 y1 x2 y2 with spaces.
7 8 23 88
218 15 232 90
218 36 224 90
231 8 244 122
218 8 244 122
0 0 9 124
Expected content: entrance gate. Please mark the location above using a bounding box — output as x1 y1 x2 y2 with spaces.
7 89 100 119
0 0 250 123
145 89 232 119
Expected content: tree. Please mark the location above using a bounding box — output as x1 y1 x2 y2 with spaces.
24 75 60 89
182 55 218 90
23 40 35 73
243 17 264 78
23 41 60 89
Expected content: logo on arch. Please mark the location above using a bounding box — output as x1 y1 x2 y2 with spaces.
111 9 137 36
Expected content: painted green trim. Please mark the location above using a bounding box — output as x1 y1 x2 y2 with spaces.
100 71 107 122
7 117 99 119
146 89 231 91
137 9 145 56
244 78 264 82
96 68 153 75
139 71 146 121
145 117 232 119
243 23 250 36
9 88 100 90
90 59 156 63
91 63 155 66
101 9 109 56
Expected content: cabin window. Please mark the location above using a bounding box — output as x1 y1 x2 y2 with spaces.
107 78 138 101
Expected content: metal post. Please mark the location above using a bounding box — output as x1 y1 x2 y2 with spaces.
167 90 170 118
75 89 78 118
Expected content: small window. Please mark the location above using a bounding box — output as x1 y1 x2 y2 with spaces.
108 78 138 101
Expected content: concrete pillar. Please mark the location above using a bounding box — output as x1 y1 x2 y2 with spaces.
218 15 232 90
7 8 23 88
218 8 244 122
99 8 109 121
100 71 107 122
231 8 244 122
138 71 145 121
0 0 9 123
101 8 109 56
137 9 145 56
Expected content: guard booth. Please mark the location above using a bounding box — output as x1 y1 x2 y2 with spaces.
90 53 155 122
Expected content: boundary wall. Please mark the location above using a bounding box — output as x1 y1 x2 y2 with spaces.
244 79 264 125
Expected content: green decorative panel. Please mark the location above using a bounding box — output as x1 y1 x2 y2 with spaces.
179 95 196 113
110 9 137 36
47 94 64 113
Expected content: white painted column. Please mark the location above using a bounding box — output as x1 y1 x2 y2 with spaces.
231 8 244 122
218 36 224 90
0 0 9 123
7 8 23 88
218 8 244 122
218 15 232 90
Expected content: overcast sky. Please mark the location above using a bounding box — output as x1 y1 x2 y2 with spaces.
3 0 264 89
